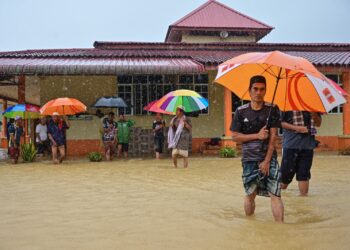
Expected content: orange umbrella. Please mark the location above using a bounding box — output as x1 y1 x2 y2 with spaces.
215 50 347 113
40 97 87 115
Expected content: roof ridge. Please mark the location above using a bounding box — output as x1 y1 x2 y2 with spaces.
212 0 273 29
171 0 272 29
171 1 213 26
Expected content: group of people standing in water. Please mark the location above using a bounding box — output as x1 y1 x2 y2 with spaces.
7 75 321 223
102 106 192 168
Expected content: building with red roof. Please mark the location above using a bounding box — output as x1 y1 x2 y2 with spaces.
0 0 349 155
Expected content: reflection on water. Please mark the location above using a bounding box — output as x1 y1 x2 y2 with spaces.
0 156 349 250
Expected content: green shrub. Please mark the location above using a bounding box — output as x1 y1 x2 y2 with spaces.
219 146 237 158
21 143 37 162
88 152 103 162
339 147 350 156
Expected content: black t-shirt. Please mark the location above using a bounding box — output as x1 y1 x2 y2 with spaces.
231 102 281 162
153 120 165 137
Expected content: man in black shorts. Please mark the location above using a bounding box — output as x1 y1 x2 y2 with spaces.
281 111 322 196
231 75 284 222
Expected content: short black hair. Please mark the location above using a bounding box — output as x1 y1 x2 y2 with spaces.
249 75 266 90
108 111 115 116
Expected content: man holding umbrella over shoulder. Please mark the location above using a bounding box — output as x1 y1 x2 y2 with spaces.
48 112 70 164
231 75 284 223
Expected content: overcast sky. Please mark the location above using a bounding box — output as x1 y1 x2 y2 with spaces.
0 0 349 51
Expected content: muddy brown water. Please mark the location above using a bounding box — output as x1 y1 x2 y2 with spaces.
0 155 349 250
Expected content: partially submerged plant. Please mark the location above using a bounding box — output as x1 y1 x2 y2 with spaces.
21 143 37 162
219 146 237 158
88 152 103 162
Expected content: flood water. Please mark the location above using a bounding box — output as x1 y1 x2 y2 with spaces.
0 155 349 250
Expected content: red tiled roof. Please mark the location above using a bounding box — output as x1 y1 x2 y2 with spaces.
165 0 273 42
1 42 349 66
171 0 273 29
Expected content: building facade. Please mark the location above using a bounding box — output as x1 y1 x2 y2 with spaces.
0 0 349 155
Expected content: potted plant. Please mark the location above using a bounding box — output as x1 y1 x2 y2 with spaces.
21 142 37 162
88 152 103 162
219 146 237 158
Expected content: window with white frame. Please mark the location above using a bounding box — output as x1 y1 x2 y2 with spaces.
325 74 343 114
232 93 249 114
117 74 209 115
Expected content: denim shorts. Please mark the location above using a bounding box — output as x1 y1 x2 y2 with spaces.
242 158 281 197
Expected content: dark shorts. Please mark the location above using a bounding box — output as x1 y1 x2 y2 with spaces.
51 142 66 147
8 147 19 160
104 141 115 154
37 140 50 154
118 143 129 152
154 135 164 153
242 158 281 197
281 148 314 184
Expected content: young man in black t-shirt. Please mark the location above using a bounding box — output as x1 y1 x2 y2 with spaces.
231 75 284 223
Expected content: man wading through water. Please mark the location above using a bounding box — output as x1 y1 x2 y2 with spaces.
231 75 284 223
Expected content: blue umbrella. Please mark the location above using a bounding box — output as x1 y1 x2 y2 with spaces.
92 96 128 108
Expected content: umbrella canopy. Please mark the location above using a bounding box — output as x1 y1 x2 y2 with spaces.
154 89 208 113
92 96 128 108
327 78 348 97
144 100 174 115
40 97 87 115
3 104 41 119
215 50 347 113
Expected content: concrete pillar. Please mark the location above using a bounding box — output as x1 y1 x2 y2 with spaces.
17 75 28 142
1 99 8 148
223 88 236 148
17 75 25 104
2 99 7 137
224 88 232 137
342 71 350 135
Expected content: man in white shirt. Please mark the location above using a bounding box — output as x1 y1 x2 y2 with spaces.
36 117 49 156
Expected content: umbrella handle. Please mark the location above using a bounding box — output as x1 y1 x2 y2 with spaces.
262 67 282 151
265 67 282 129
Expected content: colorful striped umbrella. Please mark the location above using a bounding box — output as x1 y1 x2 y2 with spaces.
154 90 208 113
144 100 174 115
3 104 41 119
40 97 87 115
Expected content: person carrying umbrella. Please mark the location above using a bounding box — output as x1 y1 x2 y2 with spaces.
102 112 118 161
168 106 192 168
47 112 70 164
8 116 24 164
230 76 284 223
280 111 322 196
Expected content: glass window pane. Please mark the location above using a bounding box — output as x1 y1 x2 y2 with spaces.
117 75 132 84
134 75 148 84
149 75 163 84
164 75 177 84
179 75 193 84
194 74 209 84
